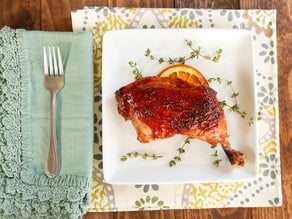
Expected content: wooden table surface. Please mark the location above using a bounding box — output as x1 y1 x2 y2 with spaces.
1 0 291 218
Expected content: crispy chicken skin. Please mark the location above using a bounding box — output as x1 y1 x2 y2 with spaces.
115 76 245 167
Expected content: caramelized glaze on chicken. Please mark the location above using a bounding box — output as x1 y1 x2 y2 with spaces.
115 76 245 167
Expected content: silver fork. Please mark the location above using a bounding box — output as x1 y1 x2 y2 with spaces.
43 47 64 178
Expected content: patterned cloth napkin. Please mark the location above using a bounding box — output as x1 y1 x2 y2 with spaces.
71 7 281 211
0 27 94 218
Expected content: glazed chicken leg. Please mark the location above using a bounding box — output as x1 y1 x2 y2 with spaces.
115 76 245 167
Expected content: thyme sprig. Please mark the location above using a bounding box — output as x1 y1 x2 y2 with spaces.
145 39 223 64
185 39 223 62
169 137 193 167
128 61 143 80
248 111 262 125
120 151 163 162
208 77 261 125
210 145 222 167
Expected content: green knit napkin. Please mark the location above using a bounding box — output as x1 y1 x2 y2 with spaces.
0 26 94 218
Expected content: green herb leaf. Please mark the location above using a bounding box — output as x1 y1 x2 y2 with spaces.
169 160 176 167
185 39 192 46
158 57 164 63
128 61 143 80
177 148 185 154
168 137 193 167
210 146 223 167
145 48 151 56
144 39 223 64
120 155 128 161
213 159 222 167
209 77 259 125
120 151 163 162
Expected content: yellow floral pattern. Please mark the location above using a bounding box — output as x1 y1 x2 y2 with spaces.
262 104 278 118
71 7 281 211
93 12 134 84
90 175 110 211
188 182 244 208
263 140 279 155
168 16 200 28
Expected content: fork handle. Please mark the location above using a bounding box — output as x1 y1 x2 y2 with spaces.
46 92 60 178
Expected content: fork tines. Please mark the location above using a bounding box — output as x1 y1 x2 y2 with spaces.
43 47 64 76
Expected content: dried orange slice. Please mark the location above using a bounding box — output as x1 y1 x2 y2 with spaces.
158 64 209 86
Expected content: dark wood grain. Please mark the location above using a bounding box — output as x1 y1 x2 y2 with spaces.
0 0 291 218
174 0 240 9
239 0 278 9
0 0 40 29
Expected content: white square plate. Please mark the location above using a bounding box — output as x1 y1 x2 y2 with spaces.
102 28 258 184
